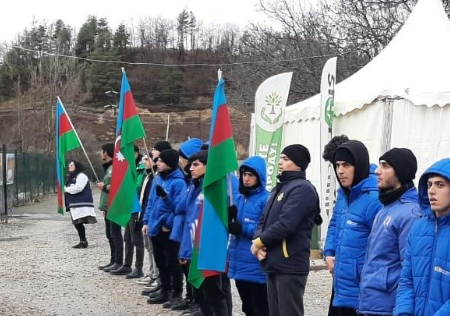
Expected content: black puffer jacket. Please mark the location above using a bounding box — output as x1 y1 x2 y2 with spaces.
254 171 320 274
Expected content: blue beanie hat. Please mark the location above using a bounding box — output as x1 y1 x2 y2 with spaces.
179 138 203 160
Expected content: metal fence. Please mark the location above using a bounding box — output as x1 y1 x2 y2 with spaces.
0 147 56 221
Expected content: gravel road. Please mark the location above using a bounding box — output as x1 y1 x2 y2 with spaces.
0 193 332 316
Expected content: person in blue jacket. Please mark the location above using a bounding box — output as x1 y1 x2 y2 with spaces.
330 140 383 315
395 158 450 316
228 156 269 316
322 134 350 316
251 144 322 316
179 150 232 316
170 138 202 313
359 148 422 316
142 149 186 306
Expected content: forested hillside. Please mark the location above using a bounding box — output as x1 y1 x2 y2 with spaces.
0 0 444 156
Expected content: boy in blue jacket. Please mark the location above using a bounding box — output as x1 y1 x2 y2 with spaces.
142 149 186 306
329 140 383 315
359 148 421 316
395 158 450 316
228 156 269 316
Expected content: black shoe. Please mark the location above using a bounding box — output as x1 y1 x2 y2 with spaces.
103 263 122 272
171 298 191 310
163 295 182 309
182 311 202 316
98 262 114 270
72 241 88 249
141 284 161 296
182 303 200 314
147 291 170 304
126 268 144 279
110 265 132 275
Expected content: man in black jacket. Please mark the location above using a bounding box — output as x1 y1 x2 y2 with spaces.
251 144 321 316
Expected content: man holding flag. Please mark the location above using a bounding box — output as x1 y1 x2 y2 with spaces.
187 76 238 316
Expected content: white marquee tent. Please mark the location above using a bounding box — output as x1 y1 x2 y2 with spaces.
254 0 450 246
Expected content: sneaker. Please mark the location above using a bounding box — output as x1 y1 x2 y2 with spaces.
136 276 151 285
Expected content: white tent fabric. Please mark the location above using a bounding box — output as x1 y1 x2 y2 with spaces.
271 0 450 247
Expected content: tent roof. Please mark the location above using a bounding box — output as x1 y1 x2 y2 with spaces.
285 0 450 122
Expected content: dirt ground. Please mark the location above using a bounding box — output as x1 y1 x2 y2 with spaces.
0 193 332 316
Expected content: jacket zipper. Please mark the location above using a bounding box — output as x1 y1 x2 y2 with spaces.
425 218 438 316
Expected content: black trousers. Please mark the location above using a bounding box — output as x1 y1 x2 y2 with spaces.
124 214 144 268
328 286 359 316
151 231 183 295
236 280 269 316
267 273 307 316
105 216 123 265
195 273 231 316
181 262 193 300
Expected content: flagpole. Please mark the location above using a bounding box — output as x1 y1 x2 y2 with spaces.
165 114 170 141
142 137 156 178
57 97 99 182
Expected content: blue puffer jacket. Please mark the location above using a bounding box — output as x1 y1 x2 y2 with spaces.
143 168 186 236
395 158 450 316
170 190 189 243
179 178 203 260
228 156 269 284
333 174 383 309
359 187 422 315
324 164 377 258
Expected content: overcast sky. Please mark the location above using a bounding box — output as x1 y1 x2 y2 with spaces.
0 0 272 42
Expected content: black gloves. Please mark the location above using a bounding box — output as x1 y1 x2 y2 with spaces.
155 185 167 198
228 221 242 235
228 205 241 235
228 205 238 221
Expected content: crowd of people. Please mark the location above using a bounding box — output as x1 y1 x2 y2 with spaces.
62 136 450 316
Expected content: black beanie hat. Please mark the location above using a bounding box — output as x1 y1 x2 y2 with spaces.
281 144 311 170
333 147 355 166
379 148 417 185
159 149 179 170
154 140 172 152
101 143 115 158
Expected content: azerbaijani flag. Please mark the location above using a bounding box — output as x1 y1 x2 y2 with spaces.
188 78 238 288
107 69 145 227
55 98 81 214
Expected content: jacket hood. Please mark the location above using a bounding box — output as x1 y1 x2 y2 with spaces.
239 156 267 189
418 158 450 209
179 138 203 159
333 140 370 188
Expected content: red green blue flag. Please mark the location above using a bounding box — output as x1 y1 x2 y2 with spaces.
107 69 146 227
188 78 238 288
55 98 81 214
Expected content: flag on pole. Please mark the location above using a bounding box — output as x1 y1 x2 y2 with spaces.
188 78 238 288
107 69 146 226
55 98 81 214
